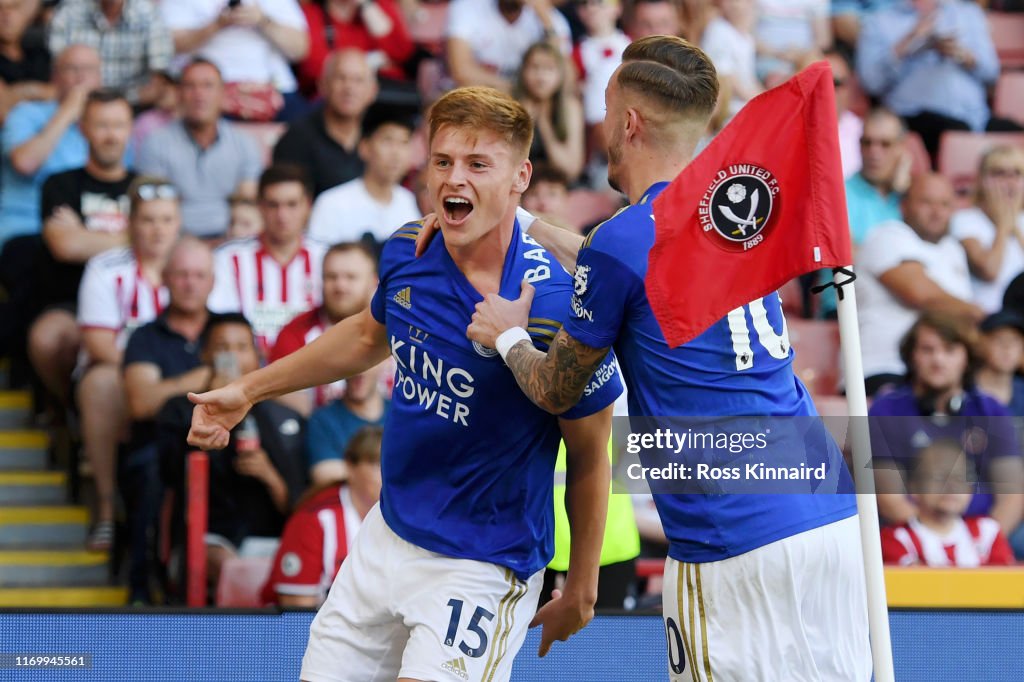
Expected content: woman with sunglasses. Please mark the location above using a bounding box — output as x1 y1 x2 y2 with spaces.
75 176 182 550
951 145 1024 313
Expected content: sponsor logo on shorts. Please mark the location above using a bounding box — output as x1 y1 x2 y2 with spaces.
441 656 469 680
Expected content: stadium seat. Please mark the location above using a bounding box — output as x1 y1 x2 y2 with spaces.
407 1 449 54
779 277 806 319
936 131 1024 196
812 395 849 418
904 132 931 177
988 12 1024 69
788 319 841 396
994 72 1024 128
235 121 287 167
565 190 623 232
215 556 273 608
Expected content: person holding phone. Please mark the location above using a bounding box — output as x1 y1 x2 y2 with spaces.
856 0 1021 165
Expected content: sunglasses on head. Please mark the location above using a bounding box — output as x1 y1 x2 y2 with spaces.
135 183 178 201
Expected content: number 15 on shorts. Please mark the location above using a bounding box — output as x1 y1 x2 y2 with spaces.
445 598 495 658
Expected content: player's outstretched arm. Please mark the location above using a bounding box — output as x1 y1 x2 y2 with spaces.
187 307 389 450
529 405 614 657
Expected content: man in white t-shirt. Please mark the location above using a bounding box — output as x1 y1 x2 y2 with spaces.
856 173 984 395
307 103 418 246
160 0 309 114
446 0 571 92
209 164 326 354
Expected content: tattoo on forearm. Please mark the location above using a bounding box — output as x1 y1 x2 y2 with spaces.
505 330 609 414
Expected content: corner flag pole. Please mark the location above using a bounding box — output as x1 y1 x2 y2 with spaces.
833 266 895 682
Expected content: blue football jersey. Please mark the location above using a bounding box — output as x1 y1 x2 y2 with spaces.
370 220 622 579
562 183 857 563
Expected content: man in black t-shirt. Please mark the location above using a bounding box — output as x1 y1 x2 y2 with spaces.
27 88 135 406
0 0 53 123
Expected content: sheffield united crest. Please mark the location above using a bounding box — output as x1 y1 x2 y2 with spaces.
699 164 779 253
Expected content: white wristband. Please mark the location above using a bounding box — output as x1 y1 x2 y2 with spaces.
495 327 531 362
515 206 537 233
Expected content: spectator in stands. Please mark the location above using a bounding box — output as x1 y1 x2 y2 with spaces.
270 242 379 416
136 58 262 240
226 193 263 240
0 44 101 246
157 313 307 586
0 0 53 124
880 440 1016 566
446 0 572 92
76 175 181 550
121 237 214 603
974 310 1024 417
846 109 911 246
307 102 417 245
159 0 309 122
522 162 572 230
273 49 377 197
869 313 1024 537
699 0 760 124
514 41 584 183
624 0 682 40
305 363 388 486
48 0 174 108
856 173 982 395
830 0 899 52
951 145 1024 314
260 424 382 607
856 0 1017 164
129 70 177 152
28 88 135 410
754 0 829 86
573 0 630 139
209 163 326 354
827 49 862 180
298 0 414 97
678 0 732 133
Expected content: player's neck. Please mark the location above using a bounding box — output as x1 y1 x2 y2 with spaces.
624 154 692 205
446 212 516 296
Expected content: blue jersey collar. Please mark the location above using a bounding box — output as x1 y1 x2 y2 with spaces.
638 182 671 206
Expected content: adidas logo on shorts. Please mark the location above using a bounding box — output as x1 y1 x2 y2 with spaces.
441 656 469 680
393 286 412 310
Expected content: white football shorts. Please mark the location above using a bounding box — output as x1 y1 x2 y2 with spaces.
301 504 543 682
662 515 871 682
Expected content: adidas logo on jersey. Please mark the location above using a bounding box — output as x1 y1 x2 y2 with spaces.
441 656 469 680
393 286 412 310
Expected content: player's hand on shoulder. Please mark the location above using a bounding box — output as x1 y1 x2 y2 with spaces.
467 280 535 350
186 384 253 451
529 586 596 658
414 213 441 257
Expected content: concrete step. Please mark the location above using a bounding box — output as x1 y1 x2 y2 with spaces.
0 585 127 607
0 392 31 429
0 506 88 548
0 431 49 471
0 549 108 587
0 471 66 505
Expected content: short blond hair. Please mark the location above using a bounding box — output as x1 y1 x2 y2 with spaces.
427 86 533 160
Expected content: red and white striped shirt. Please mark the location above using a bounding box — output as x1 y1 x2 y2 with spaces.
209 236 327 352
77 247 167 354
880 516 1015 567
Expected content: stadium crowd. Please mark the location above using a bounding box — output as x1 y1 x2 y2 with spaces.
0 0 1022 606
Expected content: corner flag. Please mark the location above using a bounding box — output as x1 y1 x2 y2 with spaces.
646 61 852 348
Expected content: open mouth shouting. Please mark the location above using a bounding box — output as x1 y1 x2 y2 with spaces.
443 196 474 225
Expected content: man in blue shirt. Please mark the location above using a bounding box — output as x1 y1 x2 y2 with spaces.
186 86 622 682
466 36 869 680
856 0 1018 163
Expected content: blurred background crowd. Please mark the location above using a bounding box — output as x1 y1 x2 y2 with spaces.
0 0 1023 609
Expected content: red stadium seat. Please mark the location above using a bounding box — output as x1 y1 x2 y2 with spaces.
407 1 449 54
788 319 841 396
994 72 1024 127
235 121 287 167
937 131 1024 196
215 556 273 607
778 277 806 319
904 132 931 177
988 12 1024 69
565 189 623 233
812 395 849 418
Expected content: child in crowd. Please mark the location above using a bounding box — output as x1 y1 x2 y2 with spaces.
522 163 572 232
881 441 1016 566
226 194 263 241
